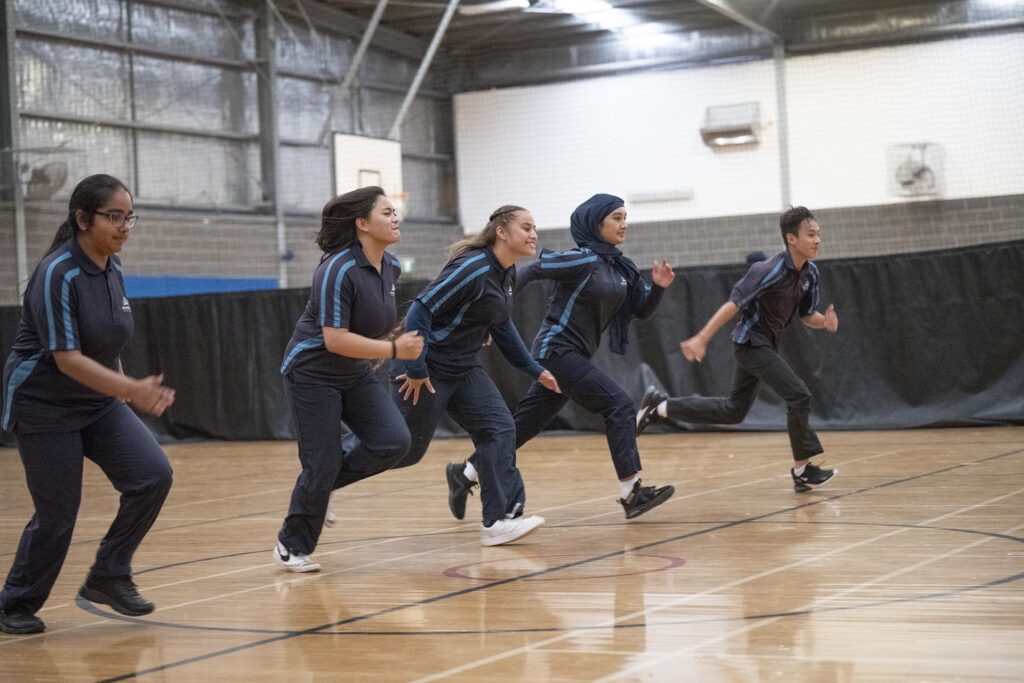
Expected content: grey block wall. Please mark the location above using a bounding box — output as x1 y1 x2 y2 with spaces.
528 193 1024 269
2 193 1022 306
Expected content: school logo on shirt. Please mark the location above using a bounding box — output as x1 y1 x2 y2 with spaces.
507 284 513 296
389 284 396 297
619 276 628 286
121 296 131 312
801 277 810 292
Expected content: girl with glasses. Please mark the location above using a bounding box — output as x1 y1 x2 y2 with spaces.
0 174 174 634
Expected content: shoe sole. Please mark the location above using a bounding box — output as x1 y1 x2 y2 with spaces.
793 469 839 493
446 463 468 520
481 518 545 546
635 387 664 433
624 485 675 519
78 586 154 617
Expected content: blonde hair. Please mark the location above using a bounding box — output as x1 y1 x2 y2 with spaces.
447 205 526 259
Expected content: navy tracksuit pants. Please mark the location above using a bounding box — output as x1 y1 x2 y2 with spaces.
664 343 824 461
279 373 411 556
0 404 173 614
510 350 643 480
389 366 525 525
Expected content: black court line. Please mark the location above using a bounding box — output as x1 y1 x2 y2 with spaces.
133 527 475 576
0 483 425 560
75 520 1024 637
92 446 1024 682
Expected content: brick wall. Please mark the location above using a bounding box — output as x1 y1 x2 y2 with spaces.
2 193 1022 305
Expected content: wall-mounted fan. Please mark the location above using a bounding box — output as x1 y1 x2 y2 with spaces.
22 160 70 200
888 143 943 198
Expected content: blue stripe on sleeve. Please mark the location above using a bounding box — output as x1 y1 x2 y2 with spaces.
44 252 72 349
427 264 489 314
318 249 351 327
806 262 820 314
736 260 786 308
2 353 41 431
280 334 325 374
58 268 81 350
538 274 591 358
541 247 589 259
331 260 358 328
431 300 476 342
419 253 486 307
540 255 597 269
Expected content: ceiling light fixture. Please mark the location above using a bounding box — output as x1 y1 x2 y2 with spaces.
458 0 530 15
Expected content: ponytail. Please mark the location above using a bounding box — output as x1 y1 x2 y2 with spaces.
448 205 526 259
46 217 77 255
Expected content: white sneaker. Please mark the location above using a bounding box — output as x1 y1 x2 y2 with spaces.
273 541 320 573
480 515 545 547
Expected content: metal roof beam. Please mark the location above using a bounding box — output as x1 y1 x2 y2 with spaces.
691 0 780 39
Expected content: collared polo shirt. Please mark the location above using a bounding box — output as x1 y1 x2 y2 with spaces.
2 237 133 434
281 242 400 386
729 249 819 349
410 245 516 380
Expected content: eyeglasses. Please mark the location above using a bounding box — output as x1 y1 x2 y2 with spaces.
94 210 139 230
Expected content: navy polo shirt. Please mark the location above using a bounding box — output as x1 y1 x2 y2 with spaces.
408 246 517 380
281 242 400 386
519 247 663 359
2 237 133 434
729 250 819 349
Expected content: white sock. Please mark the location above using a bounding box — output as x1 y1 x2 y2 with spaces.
463 461 478 483
619 476 639 499
793 464 806 476
656 401 668 418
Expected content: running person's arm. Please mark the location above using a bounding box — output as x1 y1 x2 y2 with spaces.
394 299 435 405
801 305 839 332
515 247 596 293
629 259 675 319
489 319 560 393
323 327 423 360
680 301 740 363
54 351 174 415
797 261 838 332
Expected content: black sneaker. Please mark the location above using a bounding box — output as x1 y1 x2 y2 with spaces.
78 575 154 616
636 386 668 434
619 479 675 519
791 462 838 493
446 462 478 520
0 606 45 634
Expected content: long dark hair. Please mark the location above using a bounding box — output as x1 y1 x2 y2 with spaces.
47 174 131 255
315 185 386 253
447 205 526 259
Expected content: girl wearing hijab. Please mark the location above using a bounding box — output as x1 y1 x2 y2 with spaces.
445 193 676 521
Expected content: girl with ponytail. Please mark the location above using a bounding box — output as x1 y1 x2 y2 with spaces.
445 193 678 523
387 205 559 546
1 174 174 634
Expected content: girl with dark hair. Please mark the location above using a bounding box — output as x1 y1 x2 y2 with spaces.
274 186 423 572
391 206 559 546
0 174 175 634
445 194 676 521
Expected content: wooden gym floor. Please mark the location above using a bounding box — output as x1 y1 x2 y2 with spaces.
1 426 1022 681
